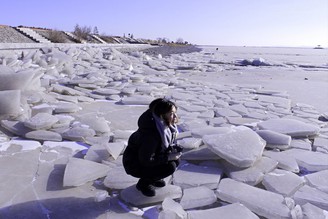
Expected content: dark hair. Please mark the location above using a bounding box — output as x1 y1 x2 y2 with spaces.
153 99 177 118
149 98 164 112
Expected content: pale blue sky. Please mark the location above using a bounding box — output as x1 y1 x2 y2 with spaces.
1 0 327 47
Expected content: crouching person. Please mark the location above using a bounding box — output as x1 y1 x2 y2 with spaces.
123 98 182 197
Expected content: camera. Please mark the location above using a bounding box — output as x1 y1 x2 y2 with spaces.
172 144 183 153
166 144 183 154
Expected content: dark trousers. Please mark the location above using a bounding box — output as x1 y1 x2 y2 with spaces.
131 160 179 183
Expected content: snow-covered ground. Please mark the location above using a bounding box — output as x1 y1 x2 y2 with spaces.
0 44 327 218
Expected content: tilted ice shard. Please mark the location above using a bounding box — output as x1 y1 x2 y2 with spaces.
63 157 109 187
203 126 266 168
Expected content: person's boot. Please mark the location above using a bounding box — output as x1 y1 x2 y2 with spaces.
136 179 156 197
151 179 166 187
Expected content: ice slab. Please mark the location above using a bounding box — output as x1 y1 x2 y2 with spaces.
181 145 221 160
262 169 305 197
226 117 260 127
257 94 291 109
120 95 154 105
293 185 328 210
187 203 260 219
263 150 299 173
283 149 328 172
214 108 242 118
84 143 110 162
78 115 111 134
313 137 328 153
203 126 265 168
217 178 291 219
0 69 35 91
0 120 33 137
178 119 209 132
180 186 217 210
258 118 320 137
177 137 202 150
0 90 21 116
302 203 328 219
173 162 222 189
304 170 328 193
43 141 89 152
106 142 125 160
25 130 62 142
191 126 231 138
0 138 41 152
63 157 110 187
161 197 187 219
51 84 85 96
290 139 312 151
256 130 291 146
223 156 278 186
120 184 182 207
52 102 81 113
0 149 40 208
24 113 59 130
103 166 138 189
62 127 96 142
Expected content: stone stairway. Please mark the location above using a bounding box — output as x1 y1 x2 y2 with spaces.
92 34 107 44
15 27 51 43
64 31 86 43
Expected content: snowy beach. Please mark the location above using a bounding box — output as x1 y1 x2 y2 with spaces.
0 43 328 218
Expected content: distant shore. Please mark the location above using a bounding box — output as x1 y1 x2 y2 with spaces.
140 45 202 57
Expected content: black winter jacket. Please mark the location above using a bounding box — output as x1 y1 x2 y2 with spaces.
123 109 170 176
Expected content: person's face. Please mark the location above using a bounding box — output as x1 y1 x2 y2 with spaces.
163 106 178 126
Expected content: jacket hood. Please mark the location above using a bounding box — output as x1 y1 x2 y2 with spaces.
137 109 157 131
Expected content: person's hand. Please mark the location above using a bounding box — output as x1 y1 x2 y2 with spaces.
168 152 182 161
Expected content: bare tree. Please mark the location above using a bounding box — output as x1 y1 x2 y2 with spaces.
74 24 92 41
176 38 184 44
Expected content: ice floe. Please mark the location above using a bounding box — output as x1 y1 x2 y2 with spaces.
0 44 327 218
